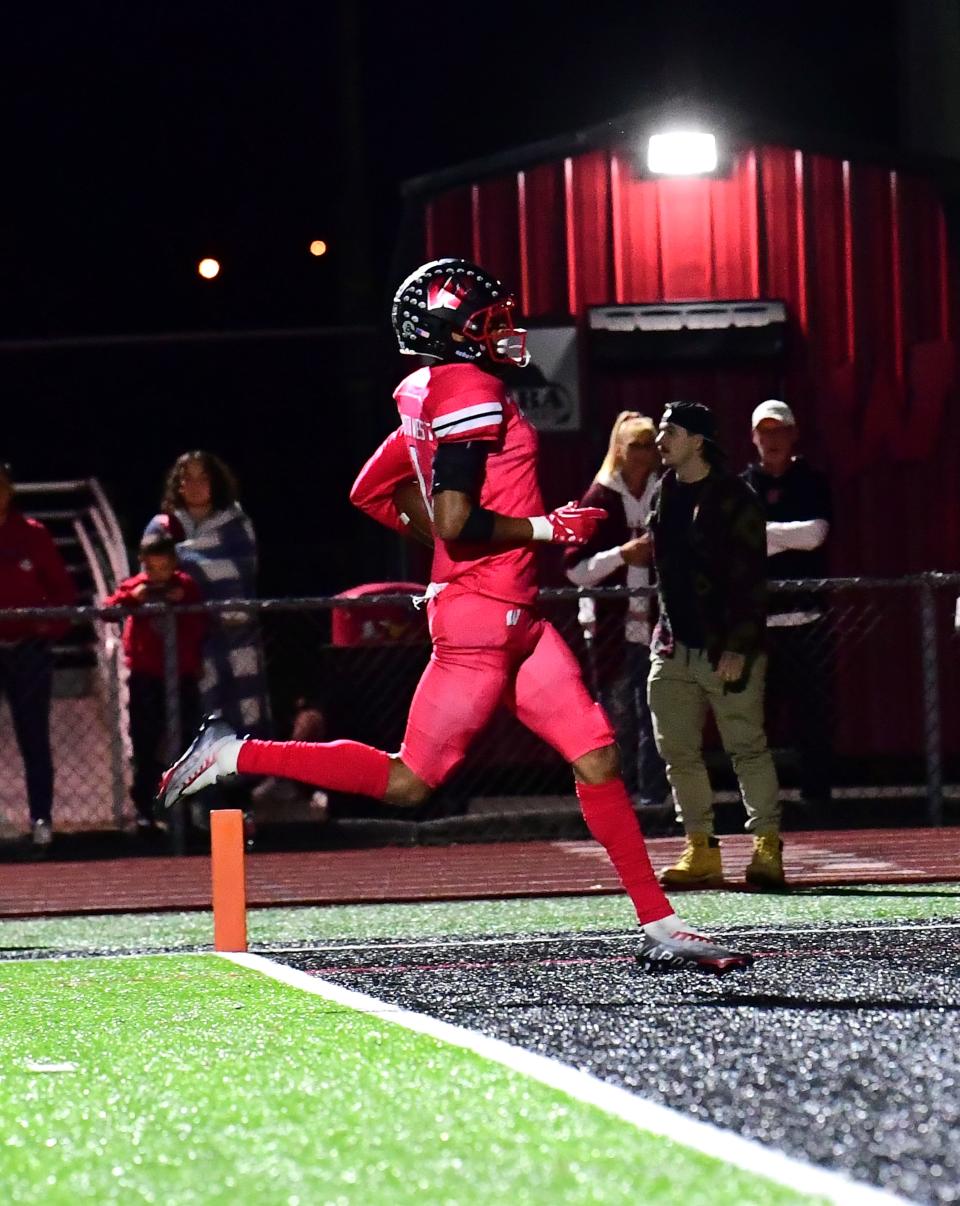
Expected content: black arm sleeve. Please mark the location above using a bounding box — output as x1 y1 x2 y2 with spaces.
431 441 489 500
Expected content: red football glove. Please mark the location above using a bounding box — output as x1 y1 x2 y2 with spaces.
530 501 608 545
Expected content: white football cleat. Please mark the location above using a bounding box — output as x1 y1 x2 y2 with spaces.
156 714 241 810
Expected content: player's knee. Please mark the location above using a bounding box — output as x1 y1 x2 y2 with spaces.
393 779 432 807
384 760 433 808
572 743 621 785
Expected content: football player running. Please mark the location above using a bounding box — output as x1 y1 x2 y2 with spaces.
158 257 753 974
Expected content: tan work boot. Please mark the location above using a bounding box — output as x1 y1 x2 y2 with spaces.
659 833 724 889
745 832 786 891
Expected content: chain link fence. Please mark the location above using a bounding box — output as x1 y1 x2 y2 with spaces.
0 574 958 849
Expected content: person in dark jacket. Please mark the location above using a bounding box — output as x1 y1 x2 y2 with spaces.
741 400 833 814
0 461 77 847
564 411 669 809
104 533 207 829
647 403 783 890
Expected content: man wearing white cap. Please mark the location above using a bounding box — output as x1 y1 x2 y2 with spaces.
742 400 833 834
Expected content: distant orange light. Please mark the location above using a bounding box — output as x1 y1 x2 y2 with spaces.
198 258 220 279
309 240 328 257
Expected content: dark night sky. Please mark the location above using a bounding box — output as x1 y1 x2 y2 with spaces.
0 1 901 336
0 2 904 594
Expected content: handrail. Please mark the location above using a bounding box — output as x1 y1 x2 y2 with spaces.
15 479 89 493
72 519 110 605
85 503 127 590
88 477 130 583
18 477 129 593
23 508 85 522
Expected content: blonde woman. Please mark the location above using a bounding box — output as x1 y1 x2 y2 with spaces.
564 412 670 810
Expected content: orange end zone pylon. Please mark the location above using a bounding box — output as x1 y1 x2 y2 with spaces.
211 809 248 952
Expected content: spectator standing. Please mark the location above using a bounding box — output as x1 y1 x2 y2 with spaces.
564 412 670 809
104 534 206 829
0 461 76 847
647 402 784 890
144 451 269 738
741 400 833 814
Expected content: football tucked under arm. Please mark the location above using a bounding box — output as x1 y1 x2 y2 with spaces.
350 428 429 540
392 480 434 547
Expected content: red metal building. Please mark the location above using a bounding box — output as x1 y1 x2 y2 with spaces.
400 110 960 775
405 112 959 575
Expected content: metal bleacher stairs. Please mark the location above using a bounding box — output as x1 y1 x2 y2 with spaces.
0 479 130 838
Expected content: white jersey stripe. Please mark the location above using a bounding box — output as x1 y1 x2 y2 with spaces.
435 412 504 439
432 400 503 435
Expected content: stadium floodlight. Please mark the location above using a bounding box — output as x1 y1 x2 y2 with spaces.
198 257 221 279
646 131 718 176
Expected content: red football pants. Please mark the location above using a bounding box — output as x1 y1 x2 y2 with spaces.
400 589 614 787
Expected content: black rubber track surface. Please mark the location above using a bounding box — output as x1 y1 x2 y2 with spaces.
279 922 960 1205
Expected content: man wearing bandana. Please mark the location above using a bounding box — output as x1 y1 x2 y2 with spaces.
647 402 784 890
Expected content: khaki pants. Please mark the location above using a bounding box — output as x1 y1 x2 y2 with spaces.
648 642 780 835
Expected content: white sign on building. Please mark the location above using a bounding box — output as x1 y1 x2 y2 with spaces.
506 326 580 432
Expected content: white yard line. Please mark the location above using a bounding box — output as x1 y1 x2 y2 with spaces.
222 950 911 1206
259 918 960 955
2 918 958 963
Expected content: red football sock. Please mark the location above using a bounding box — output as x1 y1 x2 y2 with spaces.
237 739 391 800
576 778 673 924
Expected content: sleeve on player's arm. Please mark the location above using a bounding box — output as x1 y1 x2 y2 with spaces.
430 396 504 444
349 428 415 536
431 441 489 499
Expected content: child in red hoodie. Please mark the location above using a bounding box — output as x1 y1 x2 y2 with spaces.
105 534 206 827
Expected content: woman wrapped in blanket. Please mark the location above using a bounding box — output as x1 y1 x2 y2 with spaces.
144 451 270 740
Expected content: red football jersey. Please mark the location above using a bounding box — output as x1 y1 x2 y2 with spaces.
393 362 542 605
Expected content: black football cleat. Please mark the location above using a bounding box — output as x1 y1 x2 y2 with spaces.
636 929 755 975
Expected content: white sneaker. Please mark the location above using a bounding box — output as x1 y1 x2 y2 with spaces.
156 714 242 810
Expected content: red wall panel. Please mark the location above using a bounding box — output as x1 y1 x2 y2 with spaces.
425 188 472 261
898 176 949 344
610 151 661 301
563 151 612 312
759 146 808 332
422 138 959 762
422 144 956 559
656 176 716 298
806 155 854 370
468 176 521 290
854 165 908 466
606 149 760 303
710 150 760 297
516 163 568 316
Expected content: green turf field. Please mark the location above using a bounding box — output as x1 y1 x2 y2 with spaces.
0 955 820 1206
3 886 958 1204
